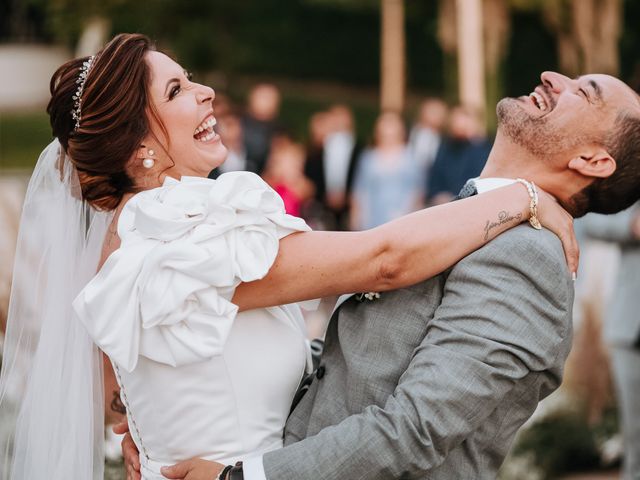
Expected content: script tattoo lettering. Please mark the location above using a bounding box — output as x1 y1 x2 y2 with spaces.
483 210 522 241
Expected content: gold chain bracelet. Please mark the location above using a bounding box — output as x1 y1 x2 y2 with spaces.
516 178 542 230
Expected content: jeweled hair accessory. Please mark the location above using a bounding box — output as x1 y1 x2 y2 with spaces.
71 55 95 130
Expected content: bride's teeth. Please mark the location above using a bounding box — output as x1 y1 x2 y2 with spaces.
194 116 217 136
196 130 217 142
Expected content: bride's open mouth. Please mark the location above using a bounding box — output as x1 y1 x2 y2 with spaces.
194 114 220 143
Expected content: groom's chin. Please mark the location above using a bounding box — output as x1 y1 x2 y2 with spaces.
496 98 518 126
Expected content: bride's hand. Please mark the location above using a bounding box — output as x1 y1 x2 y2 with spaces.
535 187 579 276
161 458 225 480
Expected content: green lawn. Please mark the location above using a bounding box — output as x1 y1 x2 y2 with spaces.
0 111 53 171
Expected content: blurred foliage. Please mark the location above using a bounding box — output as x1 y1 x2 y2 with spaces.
620 0 640 88
509 0 548 11
0 0 49 41
511 407 620 479
46 0 125 46
514 412 600 478
2 0 443 91
1 0 638 103
0 112 52 170
302 0 379 11
504 8 558 97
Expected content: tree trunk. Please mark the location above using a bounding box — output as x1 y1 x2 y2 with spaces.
75 17 111 58
380 0 406 112
543 0 621 76
437 0 459 103
456 0 486 123
483 0 509 132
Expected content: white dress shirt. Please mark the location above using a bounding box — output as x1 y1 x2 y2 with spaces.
323 131 355 195
472 177 517 194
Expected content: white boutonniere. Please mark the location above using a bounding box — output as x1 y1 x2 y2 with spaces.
355 292 381 302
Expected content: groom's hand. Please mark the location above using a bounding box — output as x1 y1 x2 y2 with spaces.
113 421 141 480
161 459 225 480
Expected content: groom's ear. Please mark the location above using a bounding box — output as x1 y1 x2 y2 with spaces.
567 146 616 179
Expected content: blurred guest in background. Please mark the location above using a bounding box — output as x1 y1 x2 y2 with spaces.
241 83 282 174
211 92 232 119
350 111 424 230
209 111 247 178
304 111 331 228
305 111 331 173
581 203 640 480
306 105 362 230
263 141 315 217
218 112 247 173
409 98 448 196
427 105 491 205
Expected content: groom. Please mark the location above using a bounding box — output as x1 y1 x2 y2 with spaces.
127 72 640 479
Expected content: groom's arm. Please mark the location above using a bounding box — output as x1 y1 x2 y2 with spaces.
250 226 573 480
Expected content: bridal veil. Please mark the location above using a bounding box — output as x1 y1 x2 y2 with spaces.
0 139 110 479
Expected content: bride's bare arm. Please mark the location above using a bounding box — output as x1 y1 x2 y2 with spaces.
232 183 577 311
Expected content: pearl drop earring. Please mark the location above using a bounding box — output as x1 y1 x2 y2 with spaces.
142 148 155 169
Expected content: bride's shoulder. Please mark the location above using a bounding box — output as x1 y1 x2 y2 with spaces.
126 171 271 208
117 171 298 242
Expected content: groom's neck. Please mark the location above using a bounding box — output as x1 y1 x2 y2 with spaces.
480 140 586 214
480 143 543 183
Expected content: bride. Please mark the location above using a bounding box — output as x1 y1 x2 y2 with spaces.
0 33 577 480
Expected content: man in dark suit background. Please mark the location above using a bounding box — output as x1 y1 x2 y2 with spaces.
427 105 491 205
305 104 362 230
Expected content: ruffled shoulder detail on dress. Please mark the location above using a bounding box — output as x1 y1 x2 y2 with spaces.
73 172 310 372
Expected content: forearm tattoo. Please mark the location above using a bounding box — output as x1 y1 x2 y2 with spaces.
483 210 522 242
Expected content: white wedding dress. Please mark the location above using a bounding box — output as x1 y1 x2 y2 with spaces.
73 172 313 479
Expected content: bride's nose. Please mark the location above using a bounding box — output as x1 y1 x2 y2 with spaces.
196 85 215 104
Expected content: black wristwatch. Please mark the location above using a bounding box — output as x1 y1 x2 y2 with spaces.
218 465 233 480
228 462 244 480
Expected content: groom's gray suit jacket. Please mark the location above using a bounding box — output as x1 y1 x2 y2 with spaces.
263 224 574 479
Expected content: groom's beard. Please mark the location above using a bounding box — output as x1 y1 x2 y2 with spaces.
496 98 586 158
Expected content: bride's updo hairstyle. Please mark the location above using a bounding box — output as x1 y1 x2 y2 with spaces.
48 33 165 210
